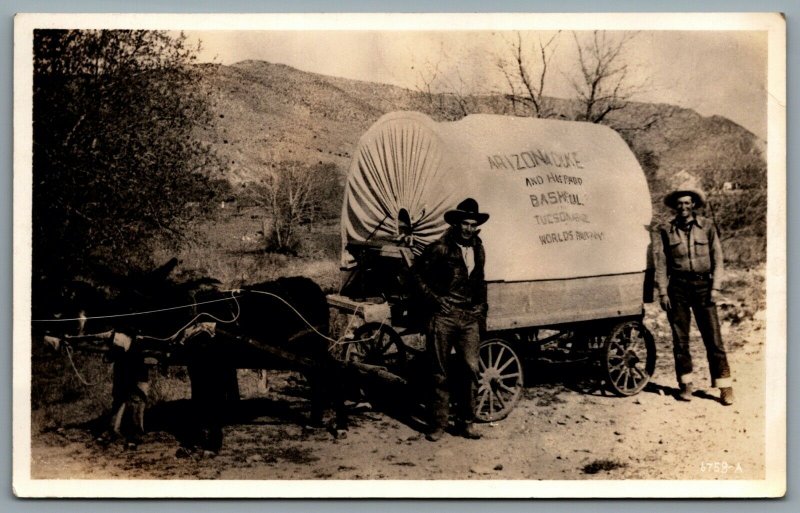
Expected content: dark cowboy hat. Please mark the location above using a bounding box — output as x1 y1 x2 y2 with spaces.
444 198 490 226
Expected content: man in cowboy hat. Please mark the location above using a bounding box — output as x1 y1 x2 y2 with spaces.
413 198 489 441
654 183 734 405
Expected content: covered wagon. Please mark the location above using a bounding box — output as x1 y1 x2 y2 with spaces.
328 111 655 421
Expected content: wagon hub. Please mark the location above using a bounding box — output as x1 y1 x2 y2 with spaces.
481 367 503 388
624 349 641 368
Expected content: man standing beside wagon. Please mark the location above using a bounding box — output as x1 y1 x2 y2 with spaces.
413 198 490 441
654 182 734 406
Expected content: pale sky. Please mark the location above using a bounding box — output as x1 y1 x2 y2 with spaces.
187 30 768 140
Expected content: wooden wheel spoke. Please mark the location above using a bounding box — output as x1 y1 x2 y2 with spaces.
497 354 517 373
498 381 517 395
498 372 521 382
632 369 642 387
493 345 506 369
475 340 523 421
608 362 625 373
632 365 647 381
603 321 655 396
477 390 489 413
614 367 629 387
492 388 506 409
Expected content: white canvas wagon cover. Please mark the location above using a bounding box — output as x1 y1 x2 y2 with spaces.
342 111 652 284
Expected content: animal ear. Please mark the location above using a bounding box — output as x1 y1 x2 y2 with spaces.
151 257 179 282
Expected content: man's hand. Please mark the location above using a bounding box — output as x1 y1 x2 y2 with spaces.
437 296 453 314
710 289 721 304
469 303 488 317
659 294 671 312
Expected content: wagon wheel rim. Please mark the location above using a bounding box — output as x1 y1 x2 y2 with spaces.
603 320 656 396
347 323 405 370
475 339 523 422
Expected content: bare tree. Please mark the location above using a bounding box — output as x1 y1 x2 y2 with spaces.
444 69 473 118
414 57 445 114
256 161 341 254
568 31 648 124
497 31 560 118
413 48 475 120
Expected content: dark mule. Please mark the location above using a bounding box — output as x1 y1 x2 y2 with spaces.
179 276 349 454
34 259 347 454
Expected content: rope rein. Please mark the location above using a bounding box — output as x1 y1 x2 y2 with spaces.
53 288 389 386
241 290 386 347
31 296 241 323
38 289 386 349
64 345 96 386
140 290 242 342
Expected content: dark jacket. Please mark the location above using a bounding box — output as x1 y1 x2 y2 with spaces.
653 214 724 296
413 227 488 315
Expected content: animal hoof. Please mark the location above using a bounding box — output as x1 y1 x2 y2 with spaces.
95 432 115 447
175 446 194 459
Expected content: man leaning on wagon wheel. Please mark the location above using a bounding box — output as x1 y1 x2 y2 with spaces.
413 198 489 442
654 182 734 406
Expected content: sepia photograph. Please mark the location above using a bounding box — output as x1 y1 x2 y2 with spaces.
12 12 786 498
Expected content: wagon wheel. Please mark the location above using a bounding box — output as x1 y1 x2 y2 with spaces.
346 323 406 371
475 338 524 422
602 320 656 396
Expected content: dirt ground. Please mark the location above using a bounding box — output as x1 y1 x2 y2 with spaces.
29 270 767 483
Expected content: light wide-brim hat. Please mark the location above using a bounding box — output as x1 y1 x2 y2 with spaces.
663 171 707 209
664 188 706 209
444 197 490 226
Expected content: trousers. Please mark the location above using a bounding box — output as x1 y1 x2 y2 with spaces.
428 310 481 430
667 274 731 387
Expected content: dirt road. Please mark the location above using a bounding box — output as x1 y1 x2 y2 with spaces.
30 293 767 483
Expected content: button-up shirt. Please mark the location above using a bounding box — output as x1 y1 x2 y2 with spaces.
653 215 724 296
459 244 475 275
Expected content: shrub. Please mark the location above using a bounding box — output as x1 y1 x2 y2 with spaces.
32 29 228 286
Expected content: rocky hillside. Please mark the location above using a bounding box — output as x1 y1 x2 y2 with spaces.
195 59 765 191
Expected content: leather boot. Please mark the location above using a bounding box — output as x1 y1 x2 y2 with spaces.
719 387 735 406
456 423 482 440
425 428 446 442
